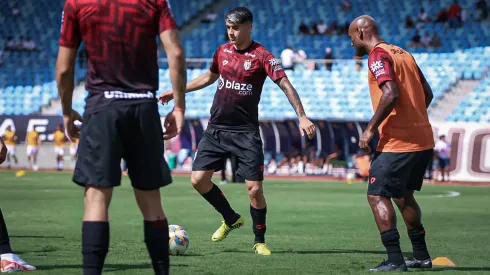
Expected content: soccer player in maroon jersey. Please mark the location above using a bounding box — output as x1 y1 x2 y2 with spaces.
159 7 316 255
56 0 186 274
0 138 36 272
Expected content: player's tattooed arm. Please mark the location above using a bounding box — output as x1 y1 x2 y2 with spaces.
277 77 306 118
367 81 399 131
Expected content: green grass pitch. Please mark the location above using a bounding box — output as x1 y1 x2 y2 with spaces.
0 171 489 274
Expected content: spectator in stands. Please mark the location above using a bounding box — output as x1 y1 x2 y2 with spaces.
16 36 25 51
409 30 422 48
430 33 442 47
298 21 309 34
324 47 334 71
421 31 432 47
340 0 352 12
417 8 431 23
316 20 328 35
22 36 37 51
327 20 339 34
476 0 488 21
4 36 16 51
310 21 319 35
405 15 415 28
295 49 309 70
435 135 451 181
339 21 350 34
448 0 463 28
280 46 296 70
201 9 217 23
11 7 20 17
435 8 449 23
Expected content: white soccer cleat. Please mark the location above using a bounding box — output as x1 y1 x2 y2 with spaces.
1 253 36 272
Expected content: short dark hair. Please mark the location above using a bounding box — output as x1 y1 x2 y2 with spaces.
225 7 253 24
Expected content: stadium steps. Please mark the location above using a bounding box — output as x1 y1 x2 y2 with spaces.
180 0 234 35
41 82 87 115
429 79 480 121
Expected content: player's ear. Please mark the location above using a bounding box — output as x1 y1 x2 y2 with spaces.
357 28 363 41
248 23 253 32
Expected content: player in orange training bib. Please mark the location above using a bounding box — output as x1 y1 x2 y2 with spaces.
348 15 435 272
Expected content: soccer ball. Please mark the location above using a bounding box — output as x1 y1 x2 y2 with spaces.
168 225 189 255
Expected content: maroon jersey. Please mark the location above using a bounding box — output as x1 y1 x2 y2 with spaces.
209 41 286 131
59 0 177 114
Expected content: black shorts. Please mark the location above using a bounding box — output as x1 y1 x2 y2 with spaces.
437 157 450 169
192 127 264 181
368 149 433 198
73 103 172 190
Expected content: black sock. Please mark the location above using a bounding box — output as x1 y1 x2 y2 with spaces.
250 205 267 244
0 208 13 254
408 225 430 260
82 222 109 275
381 229 404 265
202 184 239 226
144 219 169 275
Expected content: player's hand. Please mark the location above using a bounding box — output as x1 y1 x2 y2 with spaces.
158 90 174 105
163 108 185 140
359 128 375 153
63 109 83 141
299 117 316 139
0 138 7 165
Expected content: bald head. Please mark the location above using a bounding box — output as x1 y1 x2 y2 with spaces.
349 15 379 36
347 15 383 57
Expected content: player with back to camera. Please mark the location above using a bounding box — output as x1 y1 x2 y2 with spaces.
0 137 36 272
53 124 66 171
25 127 41 171
348 15 435 271
159 7 316 256
56 0 186 274
2 126 18 169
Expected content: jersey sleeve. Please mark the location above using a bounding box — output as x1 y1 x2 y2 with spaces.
368 47 395 86
158 0 178 34
263 52 287 82
209 46 221 74
59 0 81 48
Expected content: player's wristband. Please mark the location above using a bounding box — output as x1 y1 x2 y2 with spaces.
173 107 185 113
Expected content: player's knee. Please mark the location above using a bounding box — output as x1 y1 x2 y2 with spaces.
190 172 209 188
367 194 382 206
247 181 263 198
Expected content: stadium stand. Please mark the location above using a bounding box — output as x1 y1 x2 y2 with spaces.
448 75 490 122
0 0 489 122
179 0 490 59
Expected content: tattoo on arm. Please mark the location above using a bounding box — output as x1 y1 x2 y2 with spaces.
278 78 306 118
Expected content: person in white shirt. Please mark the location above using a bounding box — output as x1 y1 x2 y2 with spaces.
280 46 296 70
434 135 451 181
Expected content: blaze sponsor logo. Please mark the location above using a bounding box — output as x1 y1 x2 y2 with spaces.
218 75 253 96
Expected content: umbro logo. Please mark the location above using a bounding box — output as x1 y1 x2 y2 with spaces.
223 49 233 53
222 60 228 66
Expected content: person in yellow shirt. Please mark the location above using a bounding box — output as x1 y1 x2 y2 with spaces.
2 126 18 169
69 137 79 162
25 128 41 171
53 124 66 171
